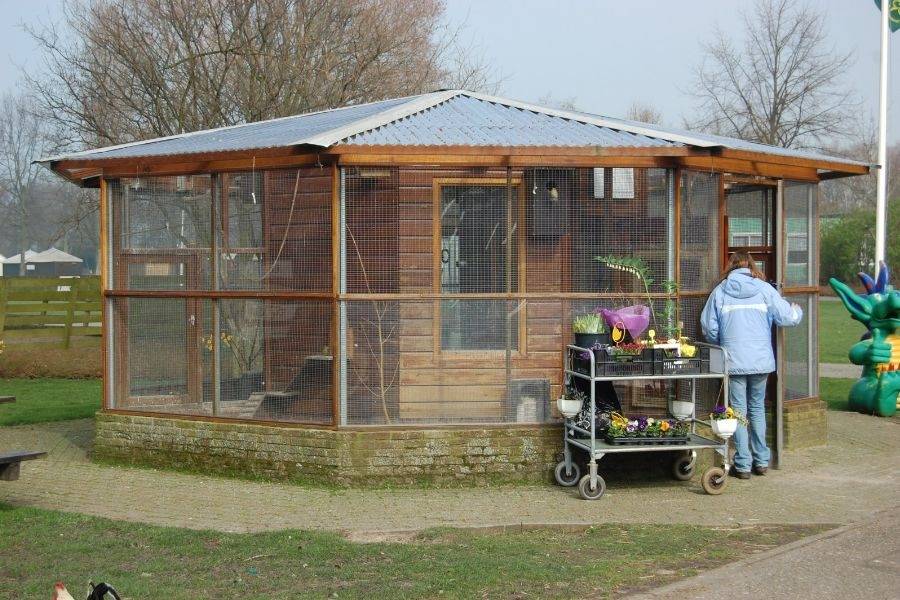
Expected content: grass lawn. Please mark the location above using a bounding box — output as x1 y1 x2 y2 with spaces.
818 377 856 412
0 378 101 426
817 299 865 364
0 503 825 600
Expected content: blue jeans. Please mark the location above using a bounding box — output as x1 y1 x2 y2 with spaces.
728 374 770 472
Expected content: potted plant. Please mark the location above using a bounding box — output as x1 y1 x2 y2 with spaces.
709 405 747 438
605 412 690 445
557 387 587 419
606 341 645 362
572 313 608 348
669 398 695 420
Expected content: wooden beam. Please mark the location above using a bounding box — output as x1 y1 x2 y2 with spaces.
717 148 870 175
677 156 820 181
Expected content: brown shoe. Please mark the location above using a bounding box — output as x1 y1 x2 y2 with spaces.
752 466 768 476
730 467 751 480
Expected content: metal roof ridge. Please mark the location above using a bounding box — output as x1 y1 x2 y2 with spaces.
301 90 462 147
35 92 435 164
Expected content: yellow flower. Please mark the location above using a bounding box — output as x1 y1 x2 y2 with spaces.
660 421 670 432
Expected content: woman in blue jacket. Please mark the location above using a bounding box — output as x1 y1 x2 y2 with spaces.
701 252 803 479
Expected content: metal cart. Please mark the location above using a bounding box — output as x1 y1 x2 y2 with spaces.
557 343 731 500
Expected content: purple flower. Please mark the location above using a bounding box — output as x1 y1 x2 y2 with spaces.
637 416 648 431
626 424 636 433
713 405 727 415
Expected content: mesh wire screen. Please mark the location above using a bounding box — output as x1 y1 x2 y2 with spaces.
109 169 334 424
783 293 816 400
680 171 720 292
784 182 816 287
111 168 332 292
112 296 212 415
726 185 774 247
345 299 560 425
110 176 213 290
569 168 670 293
112 297 333 423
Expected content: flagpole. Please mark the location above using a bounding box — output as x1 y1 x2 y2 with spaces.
876 1 889 266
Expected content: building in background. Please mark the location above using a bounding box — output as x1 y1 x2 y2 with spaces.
1 247 85 277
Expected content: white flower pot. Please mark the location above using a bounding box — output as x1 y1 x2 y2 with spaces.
557 396 582 419
711 418 738 438
670 400 695 420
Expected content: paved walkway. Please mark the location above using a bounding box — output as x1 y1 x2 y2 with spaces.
820 363 862 378
628 508 900 600
0 411 897 534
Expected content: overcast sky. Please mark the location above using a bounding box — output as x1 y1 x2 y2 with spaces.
2 0 898 143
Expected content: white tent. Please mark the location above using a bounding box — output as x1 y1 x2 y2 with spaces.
1 250 39 264
29 248 83 264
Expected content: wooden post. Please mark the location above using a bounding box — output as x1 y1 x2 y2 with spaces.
63 279 79 349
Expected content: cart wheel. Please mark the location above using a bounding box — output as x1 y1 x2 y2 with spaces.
577 474 606 500
672 455 695 481
554 461 581 487
701 467 728 495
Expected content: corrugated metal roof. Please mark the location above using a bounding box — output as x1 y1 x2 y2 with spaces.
39 90 868 168
343 95 678 147
44 95 417 161
581 112 867 167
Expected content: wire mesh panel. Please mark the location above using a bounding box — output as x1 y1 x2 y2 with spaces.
111 296 212 415
218 168 333 292
784 182 817 287
569 168 671 293
783 293 817 400
110 176 213 290
726 185 774 247
217 299 334 423
680 171 721 292
345 299 559 425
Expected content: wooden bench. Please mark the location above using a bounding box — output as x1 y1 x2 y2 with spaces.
0 450 47 481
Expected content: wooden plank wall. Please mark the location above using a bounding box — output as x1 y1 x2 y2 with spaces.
262 168 334 412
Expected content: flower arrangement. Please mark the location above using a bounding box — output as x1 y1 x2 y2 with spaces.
607 412 689 439
606 341 645 361
709 405 748 425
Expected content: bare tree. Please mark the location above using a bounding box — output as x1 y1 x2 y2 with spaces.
688 0 855 149
536 93 580 112
0 93 56 275
625 102 664 125
26 0 499 150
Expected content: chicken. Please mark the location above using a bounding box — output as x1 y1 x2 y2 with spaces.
53 582 76 600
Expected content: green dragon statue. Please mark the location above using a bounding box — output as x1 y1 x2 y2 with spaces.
829 263 900 417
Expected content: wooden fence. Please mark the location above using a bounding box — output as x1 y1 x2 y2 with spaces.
0 276 101 348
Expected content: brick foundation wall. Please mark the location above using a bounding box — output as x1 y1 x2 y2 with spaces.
783 398 827 449
94 412 563 486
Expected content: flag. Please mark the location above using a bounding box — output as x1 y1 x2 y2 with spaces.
875 0 900 32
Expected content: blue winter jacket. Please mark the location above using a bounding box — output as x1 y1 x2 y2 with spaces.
700 268 803 374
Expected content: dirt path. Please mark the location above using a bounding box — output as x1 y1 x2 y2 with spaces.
1 411 897 534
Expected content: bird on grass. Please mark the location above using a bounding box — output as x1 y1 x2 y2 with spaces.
53 581 121 600
53 583 76 600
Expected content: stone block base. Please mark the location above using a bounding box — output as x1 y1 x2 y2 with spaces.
94 412 564 487
783 398 827 449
